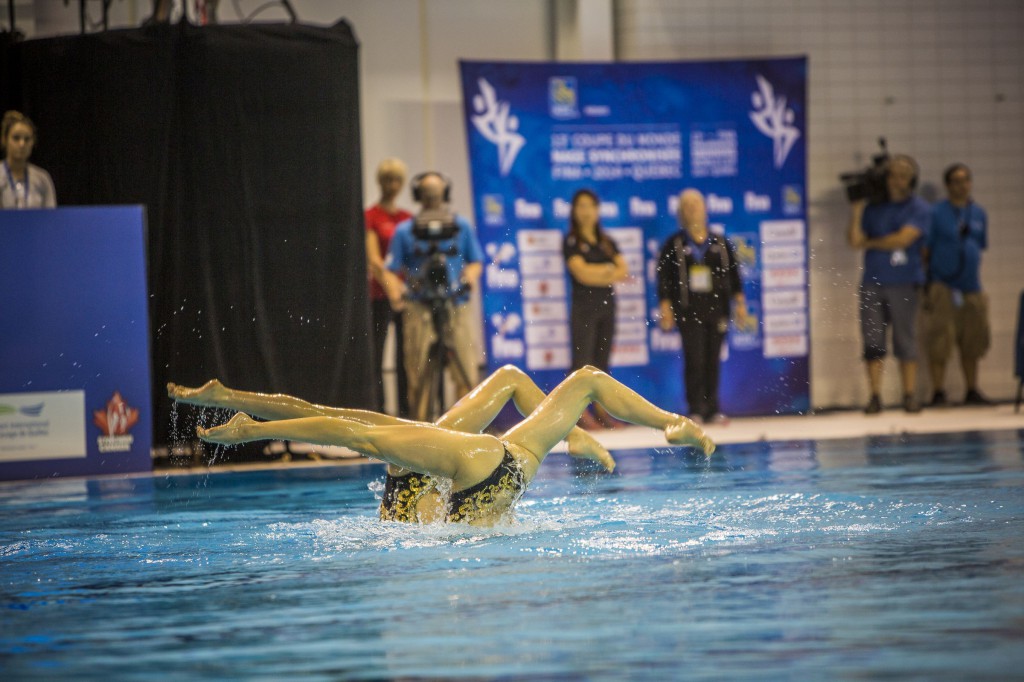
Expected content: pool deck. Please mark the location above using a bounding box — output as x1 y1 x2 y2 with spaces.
589 401 1024 451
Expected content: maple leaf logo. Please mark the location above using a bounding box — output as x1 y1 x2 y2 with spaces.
94 391 139 436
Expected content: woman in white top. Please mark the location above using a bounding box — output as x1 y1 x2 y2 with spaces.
1 110 56 209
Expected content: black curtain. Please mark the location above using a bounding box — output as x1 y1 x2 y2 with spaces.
2 20 374 447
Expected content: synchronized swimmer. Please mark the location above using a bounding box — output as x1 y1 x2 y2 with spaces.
170 364 715 526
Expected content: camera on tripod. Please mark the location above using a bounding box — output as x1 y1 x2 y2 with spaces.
839 137 891 203
409 210 462 304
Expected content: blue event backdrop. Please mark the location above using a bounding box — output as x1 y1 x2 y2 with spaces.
0 207 153 480
460 57 809 416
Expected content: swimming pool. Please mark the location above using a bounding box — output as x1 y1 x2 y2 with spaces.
2 429 1023 680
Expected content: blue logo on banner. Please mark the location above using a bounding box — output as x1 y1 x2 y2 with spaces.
483 194 505 225
783 185 803 216
750 74 802 169
549 77 579 119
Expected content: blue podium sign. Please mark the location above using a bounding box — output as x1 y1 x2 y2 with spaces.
0 207 153 480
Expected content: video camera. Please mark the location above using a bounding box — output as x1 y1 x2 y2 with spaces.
409 209 462 303
839 137 891 204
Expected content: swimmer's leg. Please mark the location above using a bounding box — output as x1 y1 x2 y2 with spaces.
435 364 611 468
168 380 408 426
197 414 505 488
502 365 715 471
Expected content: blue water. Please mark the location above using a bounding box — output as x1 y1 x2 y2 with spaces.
2 430 1023 680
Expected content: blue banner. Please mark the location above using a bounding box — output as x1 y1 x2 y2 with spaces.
0 207 153 479
460 58 808 416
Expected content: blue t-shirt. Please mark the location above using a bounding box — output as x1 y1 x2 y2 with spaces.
928 199 987 293
386 213 484 305
861 196 930 286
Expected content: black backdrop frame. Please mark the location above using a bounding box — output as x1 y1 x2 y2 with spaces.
2 20 374 449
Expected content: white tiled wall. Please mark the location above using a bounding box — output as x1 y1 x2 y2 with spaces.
617 0 1024 407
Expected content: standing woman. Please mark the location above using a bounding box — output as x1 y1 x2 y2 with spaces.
1 111 56 209
563 189 629 429
365 159 413 416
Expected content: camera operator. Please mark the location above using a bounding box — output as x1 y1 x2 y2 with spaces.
923 163 991 407
382 171 483 421
847 154 930 414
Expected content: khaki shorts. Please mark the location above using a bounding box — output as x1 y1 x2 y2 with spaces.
402 299 479 407
924 281 990 362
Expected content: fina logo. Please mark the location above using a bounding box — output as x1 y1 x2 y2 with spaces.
485 242 520 289
744 191 771 212
629 196 657 218
749 74 800 169
548 77 579 119
471 78 526 176
514 198 542 220
706 193 733 215
490 312 525 359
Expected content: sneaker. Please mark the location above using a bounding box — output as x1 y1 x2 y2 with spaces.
903 393 921 414
929 390 947 407
707 412 730 425
963 389 992 406
688 413 705 426
864 394 882 415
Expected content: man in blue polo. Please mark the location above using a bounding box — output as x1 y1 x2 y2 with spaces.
924 163 991 407
847 154 931 414
383 171 483 421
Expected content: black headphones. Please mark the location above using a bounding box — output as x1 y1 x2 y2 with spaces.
889 154 919 190
410 171 452 203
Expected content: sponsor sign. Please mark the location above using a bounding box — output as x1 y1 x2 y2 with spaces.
0 207 153 479
462 58 808 415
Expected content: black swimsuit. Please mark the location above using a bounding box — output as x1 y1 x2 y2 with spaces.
379 471 436 523
447 444 526 523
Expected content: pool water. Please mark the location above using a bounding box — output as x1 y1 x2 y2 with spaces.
2 430 1023 680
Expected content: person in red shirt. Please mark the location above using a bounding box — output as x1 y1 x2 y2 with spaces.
365 158 413 416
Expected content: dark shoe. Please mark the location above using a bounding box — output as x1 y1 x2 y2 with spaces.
963 389 992 406
903 393 921 414
864 395 882 415
929 390 947 407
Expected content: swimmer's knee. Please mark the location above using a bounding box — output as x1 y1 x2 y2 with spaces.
574 365 606 380
495 364 526 380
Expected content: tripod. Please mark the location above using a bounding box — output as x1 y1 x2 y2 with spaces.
413 295 473 422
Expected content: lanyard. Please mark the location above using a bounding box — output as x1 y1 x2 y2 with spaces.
3 161 28 208
955 202 972 236
686 233 711 264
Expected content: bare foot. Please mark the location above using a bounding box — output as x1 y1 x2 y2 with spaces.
168 379 229 407
665 416 716 456
566 428 616 472
197 412 256 445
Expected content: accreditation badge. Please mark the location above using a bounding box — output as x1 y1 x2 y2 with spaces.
689 264 712 293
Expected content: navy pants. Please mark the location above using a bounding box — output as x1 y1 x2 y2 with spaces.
679 316 728 420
